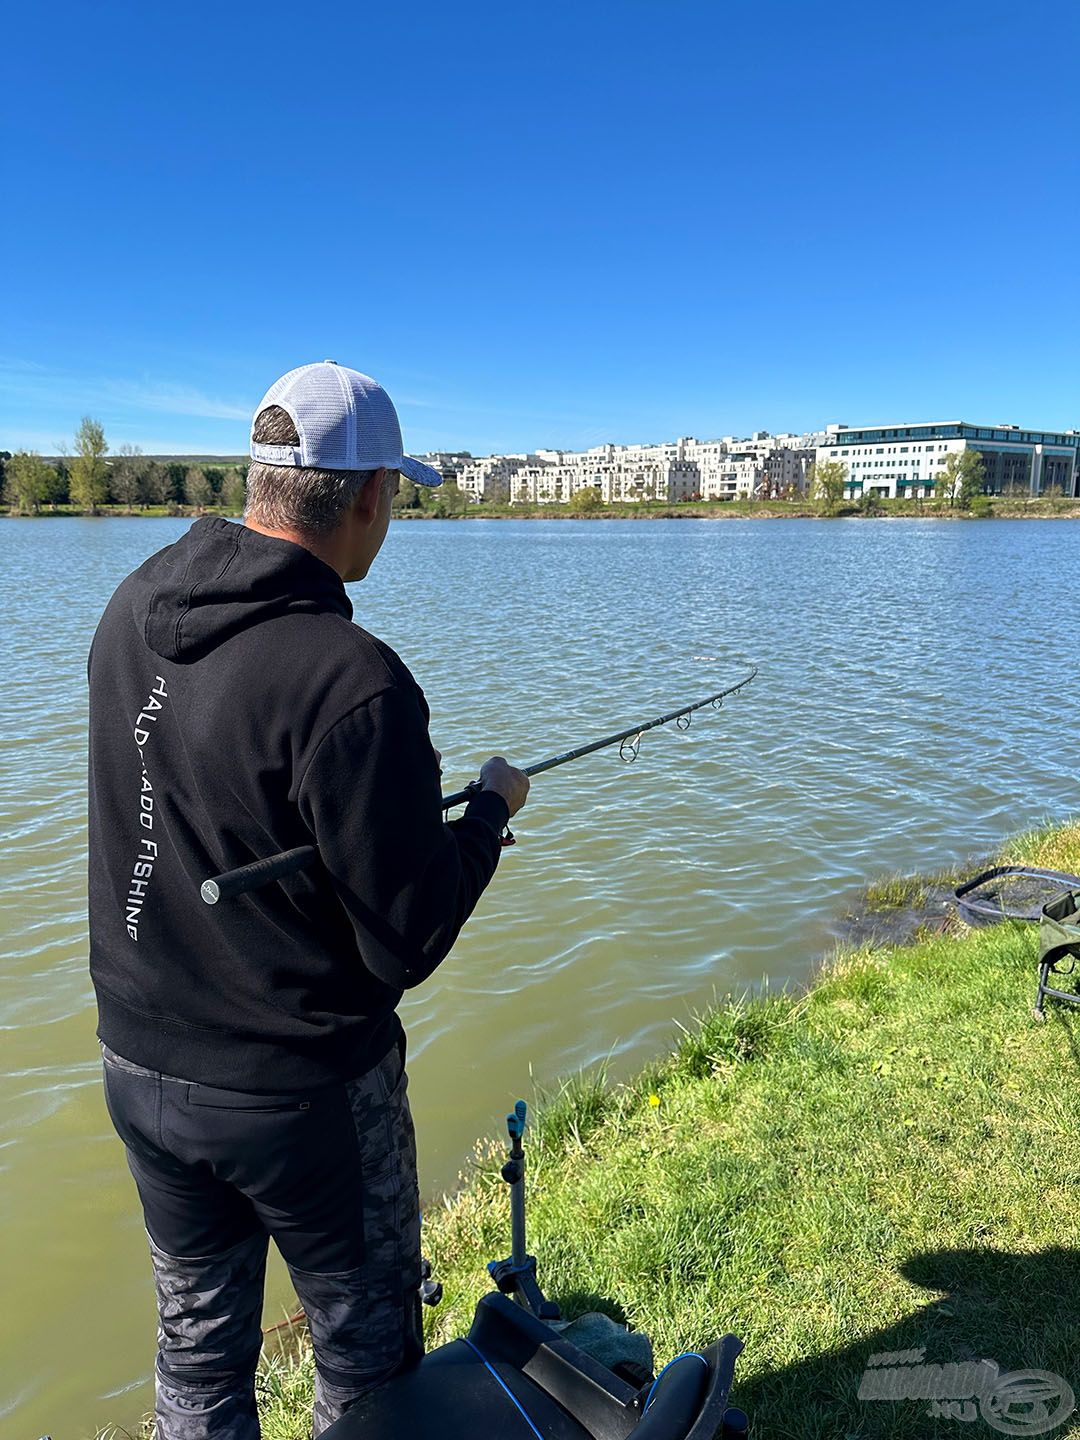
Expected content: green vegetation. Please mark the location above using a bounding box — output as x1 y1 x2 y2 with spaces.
111 445 145 512
9 487 1080 522
92 818 1080 1440
808 458 848 513
414 913 1080 1438
859 860 975 914
2 450 59 513
391 491 1080 522
184 466 213 511
568 484 603 514
861 872 935 912
936 449 987 511
0 420 249 516
69 416 110 514
2 421 1076 522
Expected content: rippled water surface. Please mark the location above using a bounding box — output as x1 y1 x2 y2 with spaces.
4 516 1079 1436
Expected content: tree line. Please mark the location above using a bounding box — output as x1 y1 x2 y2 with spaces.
1 416 248 515
809 450 989 514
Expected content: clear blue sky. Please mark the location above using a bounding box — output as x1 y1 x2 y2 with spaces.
3 0 1078 457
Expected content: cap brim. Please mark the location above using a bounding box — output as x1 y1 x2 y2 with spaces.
399 455 443 487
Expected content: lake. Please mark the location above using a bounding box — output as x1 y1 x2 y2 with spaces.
3 515 1078 1438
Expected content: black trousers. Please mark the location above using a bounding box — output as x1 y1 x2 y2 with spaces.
102 1040 423 1440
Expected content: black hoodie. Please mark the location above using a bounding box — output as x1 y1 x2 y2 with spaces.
87 517 508 1090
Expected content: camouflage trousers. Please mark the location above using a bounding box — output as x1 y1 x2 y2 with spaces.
102 1039 423 1440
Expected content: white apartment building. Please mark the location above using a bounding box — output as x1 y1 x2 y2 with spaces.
439 431 818 506
510 463 575 505
422 453 470 485
817 422 1080 500
458 454 530 504
691 435 814 500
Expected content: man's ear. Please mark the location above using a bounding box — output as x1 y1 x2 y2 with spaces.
353 468 388 525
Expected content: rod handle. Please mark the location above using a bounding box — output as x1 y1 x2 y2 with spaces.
201 845 317 904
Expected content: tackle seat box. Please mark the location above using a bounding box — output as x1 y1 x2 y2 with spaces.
321 1292 744 1440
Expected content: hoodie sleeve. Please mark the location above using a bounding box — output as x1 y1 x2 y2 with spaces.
297 684 510 990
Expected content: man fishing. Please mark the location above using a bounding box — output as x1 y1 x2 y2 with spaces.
87 360 530 1440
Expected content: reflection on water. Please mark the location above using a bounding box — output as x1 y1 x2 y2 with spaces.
3 516 1078 1437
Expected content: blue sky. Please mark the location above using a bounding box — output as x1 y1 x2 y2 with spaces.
2 0 1078 457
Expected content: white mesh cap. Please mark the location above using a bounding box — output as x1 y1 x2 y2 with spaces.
250 361 443 486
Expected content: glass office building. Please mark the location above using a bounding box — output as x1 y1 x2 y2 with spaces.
817 421 1080 499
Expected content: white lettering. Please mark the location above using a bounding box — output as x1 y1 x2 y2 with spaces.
859 1369 907 1401
860 1358 1000 1405
867 1349 925 1368
126 679 170 942
927 1400 978 1422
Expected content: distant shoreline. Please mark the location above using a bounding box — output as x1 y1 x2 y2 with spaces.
4 502 1080 522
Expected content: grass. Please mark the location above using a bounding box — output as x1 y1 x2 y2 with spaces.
1000 818 1080 873
413 930 1080 1440
12 495 1080 523
107 826 1080 1439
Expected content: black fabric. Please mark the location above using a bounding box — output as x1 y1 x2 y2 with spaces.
88 517 509 1090
101 1040 424 1437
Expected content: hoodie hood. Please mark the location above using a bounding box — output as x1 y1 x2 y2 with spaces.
135 517 352 663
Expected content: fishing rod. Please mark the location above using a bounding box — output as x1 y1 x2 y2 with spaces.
199 666 757 905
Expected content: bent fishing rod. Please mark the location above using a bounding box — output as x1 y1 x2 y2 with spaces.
199 666 757 905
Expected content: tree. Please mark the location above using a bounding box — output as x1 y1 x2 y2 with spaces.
50 457 71 507
809 459 847 513
392 475 420 511
937 449 986 510
569 485 603 514
427 478 468 516
184 466 212 511
3 450 57 514
141 461 171 508
222 468 246 513
112 444 145 512
69 416 109 513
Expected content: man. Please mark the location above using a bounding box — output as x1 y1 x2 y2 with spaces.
87 361 529 1440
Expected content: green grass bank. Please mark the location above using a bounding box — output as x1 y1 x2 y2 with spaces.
11 493 1080 522
102 822 1080 1439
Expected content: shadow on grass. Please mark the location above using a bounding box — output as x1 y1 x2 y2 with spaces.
736 1247 1079 1439
1045 1003 1080 1076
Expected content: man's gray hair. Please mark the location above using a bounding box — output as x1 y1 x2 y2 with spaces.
245 405 390 535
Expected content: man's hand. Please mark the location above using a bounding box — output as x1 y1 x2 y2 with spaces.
479 756 530 818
